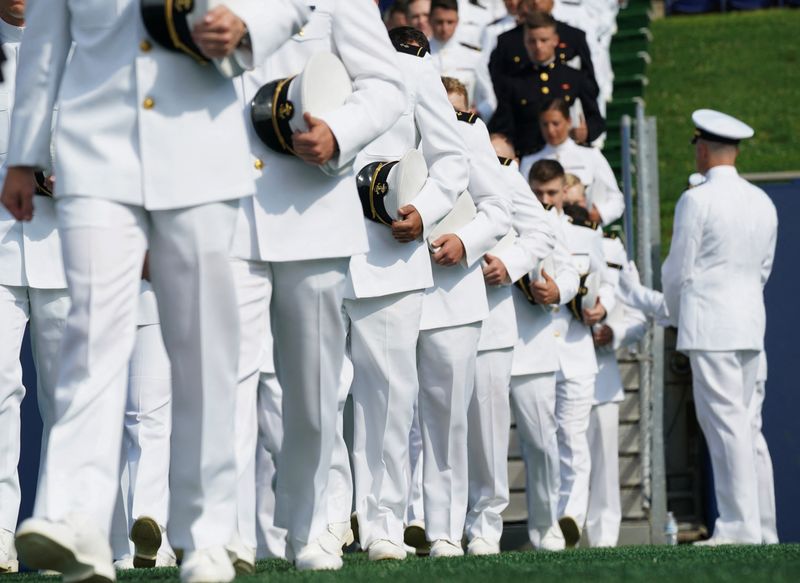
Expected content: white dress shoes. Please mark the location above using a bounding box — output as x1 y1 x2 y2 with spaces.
466 537 500 556
294 540 344 571
539 524 566 552
179 546 235 583
367 539 406 561
429 539 464 558
15 514 115 583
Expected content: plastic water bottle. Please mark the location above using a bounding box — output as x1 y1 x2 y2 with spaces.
665 512 678 546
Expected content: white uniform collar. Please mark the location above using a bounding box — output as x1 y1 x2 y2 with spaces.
430 36 456 53
0 17 24 43
704 165 738 180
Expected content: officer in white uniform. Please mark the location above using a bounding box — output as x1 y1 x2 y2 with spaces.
0 5 69 574
520 99 623 226
429 0 497 119
465 142 554 555
509 203 578 550
229 0 405 571
2 2 309 581
345 28 468 561
415 79 511 558
662 110 777 545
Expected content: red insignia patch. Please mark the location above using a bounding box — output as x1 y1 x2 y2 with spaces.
558 42 567 48
562 83 571 90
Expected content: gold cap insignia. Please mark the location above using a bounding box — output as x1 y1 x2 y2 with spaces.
374 182 388 196
278 102 294 120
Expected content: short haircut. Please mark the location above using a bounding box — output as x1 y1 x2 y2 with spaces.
387 0 409 14
564 173 583 190
523 11 557 31
430 0 459 13
540 98 570 120
529 159 565 184
389 26 431 53
441 76 468 103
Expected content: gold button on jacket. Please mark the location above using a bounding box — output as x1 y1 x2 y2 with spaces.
254 158 264 170
140 40 152 52
143 97 155 110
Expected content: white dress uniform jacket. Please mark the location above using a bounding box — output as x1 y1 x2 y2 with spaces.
456 0 495 49
8 0 309 210
347 51 468 298
235 0 406 263
420 116 512 331
661 165 777 352
478 161 554 352
429 37 497 120
478 14 517 64
511 208 579 376
520 138 624 226
552 215 616 379
0 19 65 289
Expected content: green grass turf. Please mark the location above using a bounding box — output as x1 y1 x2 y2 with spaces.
645 8 800 248
5 545 800 582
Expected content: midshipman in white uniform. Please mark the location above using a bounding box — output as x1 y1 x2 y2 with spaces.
230 0 405 571
662 110 777 544
430 0 497 119
0 5 69 573
413 77 510 558
465 139 554 555
1 2 309 581
509 171 578 551
345 27 468 561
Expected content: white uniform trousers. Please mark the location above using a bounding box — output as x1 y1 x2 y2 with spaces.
255 371 287 559
39 197 239 551
417 322 481 542
751 381 778 543
348 291 423 547
405 400 424 525
509 372 560 547
585 402 620 547
465 347 514 544
326 354 354 526
230 258 274 553
689 350 761 543
555 373 595 527
0 285 69 532
111 319 172 558
272 258 349 556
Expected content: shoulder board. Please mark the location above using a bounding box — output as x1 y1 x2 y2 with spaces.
573 219 600 230
497 156 514 166
489 16 506 26
456 110 478 124
603 231 618 239
459 42 482 52
395 43 428 58
606 262 624 271
468 0 488 8
542 203 554 211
